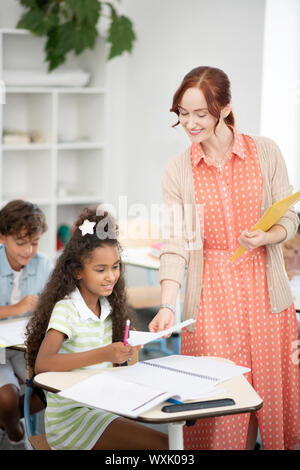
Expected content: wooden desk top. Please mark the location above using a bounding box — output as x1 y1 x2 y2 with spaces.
34 363 263 424
8 344 26 352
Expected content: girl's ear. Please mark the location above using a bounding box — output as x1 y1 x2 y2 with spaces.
0 233 6 244
76 270 82 281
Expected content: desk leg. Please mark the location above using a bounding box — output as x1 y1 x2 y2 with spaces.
168 421 185 450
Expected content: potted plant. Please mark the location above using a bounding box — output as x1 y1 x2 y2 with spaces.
17 0 136 71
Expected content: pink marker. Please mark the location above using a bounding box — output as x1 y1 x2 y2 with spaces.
123 319 130 345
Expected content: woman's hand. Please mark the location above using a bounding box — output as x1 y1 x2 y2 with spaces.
238 225 287 251
105 342 139 365
238 229 268 251
148 308 175 334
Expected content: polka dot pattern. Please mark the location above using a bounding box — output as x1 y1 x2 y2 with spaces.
181 129 300 450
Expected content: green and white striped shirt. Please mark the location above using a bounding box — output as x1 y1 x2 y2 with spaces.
45 287 117 450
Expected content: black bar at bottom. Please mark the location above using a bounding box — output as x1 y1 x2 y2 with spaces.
161 398 235 413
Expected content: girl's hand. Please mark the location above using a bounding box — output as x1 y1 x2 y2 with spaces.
238 229 268 251
148 308 174 335
106 342 138 365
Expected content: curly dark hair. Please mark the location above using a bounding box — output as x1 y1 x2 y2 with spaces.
0 199 47 238
25 206 135 372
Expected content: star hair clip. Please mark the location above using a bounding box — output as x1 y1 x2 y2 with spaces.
78 219 96 236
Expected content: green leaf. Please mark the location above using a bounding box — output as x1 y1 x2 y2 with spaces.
66 0 101 25
46 21 74 57
17 8 46 35
16 0 136 71
36 0 52 7
17 2 59 36
105 1 118 20
73 23 98 54
107 14 136 60
45 22 73 71
45 19 97 70
45 30 64 71
19 0 39 7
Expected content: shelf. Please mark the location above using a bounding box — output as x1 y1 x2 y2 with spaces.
0 26 108 258
0 28 29 35
6 87 107 94
57 88 107 94
2 28 106 88
3 92 52 143
56 196 104 205
1 142 105 150
2 198 52 206
2 143 52 151
2 149 52 201
57 142 105 150
57 93 105 143
56 142 105 150
57 148 105 201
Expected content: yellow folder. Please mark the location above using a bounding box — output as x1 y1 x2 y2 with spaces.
230 190 300 262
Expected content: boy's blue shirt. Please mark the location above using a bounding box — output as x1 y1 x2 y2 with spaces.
0 244 53 308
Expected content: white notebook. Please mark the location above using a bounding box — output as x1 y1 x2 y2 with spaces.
58 355 250 418
0 317 28 347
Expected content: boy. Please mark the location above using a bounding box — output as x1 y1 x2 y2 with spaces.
0 200 53 448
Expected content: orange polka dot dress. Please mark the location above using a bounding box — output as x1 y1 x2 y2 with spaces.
181 128 300 450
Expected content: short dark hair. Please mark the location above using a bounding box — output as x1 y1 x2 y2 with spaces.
0 200 47 238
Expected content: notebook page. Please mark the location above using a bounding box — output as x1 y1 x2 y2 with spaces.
146 355 250 382
0 318 28 347
108 362 216 400
58 372 172 418
127 319 196 347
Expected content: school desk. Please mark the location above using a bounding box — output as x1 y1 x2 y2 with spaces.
33 359 263 450
0 316 28 352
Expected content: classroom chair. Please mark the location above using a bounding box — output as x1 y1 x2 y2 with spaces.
24 371 51 450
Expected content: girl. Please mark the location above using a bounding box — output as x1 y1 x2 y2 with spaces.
149 66 300 450
26 207 168 450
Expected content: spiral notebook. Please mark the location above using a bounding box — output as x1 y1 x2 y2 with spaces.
58 355 250 418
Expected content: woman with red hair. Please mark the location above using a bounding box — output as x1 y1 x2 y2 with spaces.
149 66 300 450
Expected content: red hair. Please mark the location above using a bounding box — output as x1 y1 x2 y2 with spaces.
171 66 235 130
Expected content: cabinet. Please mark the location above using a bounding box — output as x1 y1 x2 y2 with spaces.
0 28 109 259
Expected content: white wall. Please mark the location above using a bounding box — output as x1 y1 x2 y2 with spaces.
107 0 266 209
0 0 23 28
260 0 300 197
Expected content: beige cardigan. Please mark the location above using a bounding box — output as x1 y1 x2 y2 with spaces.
159 136 299 332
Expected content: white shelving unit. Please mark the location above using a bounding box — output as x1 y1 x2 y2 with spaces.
0 28 109 260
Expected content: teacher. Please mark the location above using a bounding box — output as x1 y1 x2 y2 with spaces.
149 66 300 450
